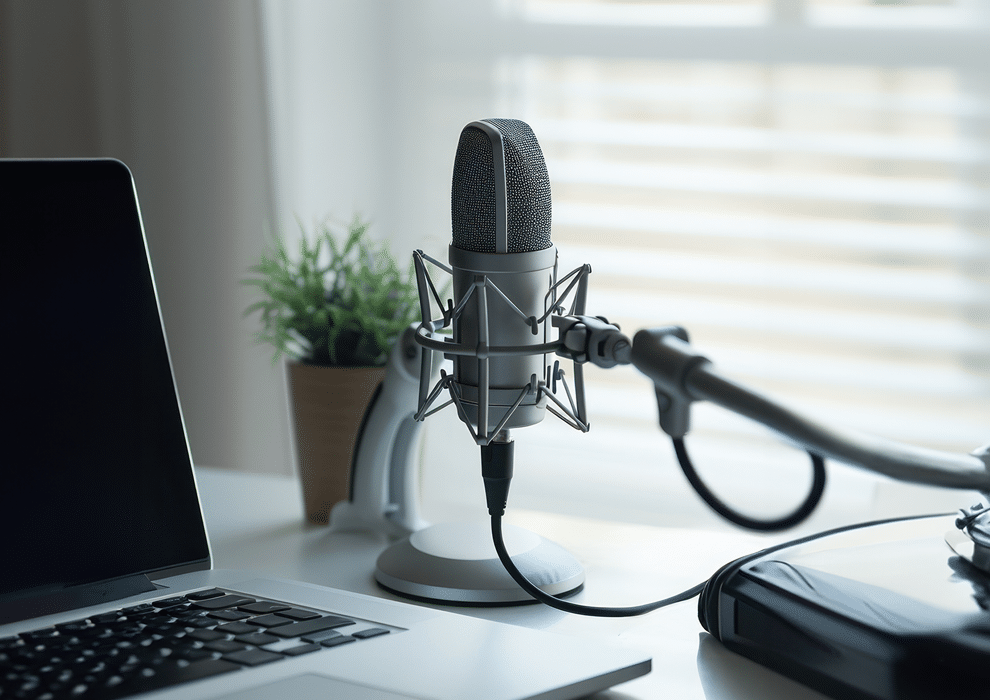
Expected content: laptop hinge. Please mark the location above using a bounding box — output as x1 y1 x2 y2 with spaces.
0 574 158 625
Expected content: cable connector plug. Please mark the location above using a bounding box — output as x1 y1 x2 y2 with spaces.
481 437 514 517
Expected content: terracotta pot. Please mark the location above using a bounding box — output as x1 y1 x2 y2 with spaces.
287 362 386 524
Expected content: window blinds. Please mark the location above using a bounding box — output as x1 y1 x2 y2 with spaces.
477 0 989 525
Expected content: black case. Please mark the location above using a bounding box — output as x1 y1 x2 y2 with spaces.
699 514 990 700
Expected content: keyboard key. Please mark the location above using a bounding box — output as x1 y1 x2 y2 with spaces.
282 643 322 657
171 606 207 619
186 629 227 642
120 604 155 615
122 608 158 620
116 617 145 637
186 588 226 601
269 616 355 639
214 622 257 635
233 632 281 646
55 621 91 633
320 636 357 648
244 614 294 628
91 612 123 624
186 617 217 629
274 607 321 621
208 610 252 622
190 595 255 611
238 601 291 614
146 624 185 638
353 628 391 640
151 596 187 609
223 648 284 666
143 614 178 625
204 640 249 654
173 648 212 662
300 630 341 644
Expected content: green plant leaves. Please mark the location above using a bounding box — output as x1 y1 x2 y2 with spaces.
243 216 419 367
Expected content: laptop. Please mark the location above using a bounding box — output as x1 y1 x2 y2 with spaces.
0 159 651 700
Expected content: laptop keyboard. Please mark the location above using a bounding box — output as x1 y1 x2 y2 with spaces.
1 588 398 699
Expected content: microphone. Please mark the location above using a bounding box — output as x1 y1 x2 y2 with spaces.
373 119 609 606
411 118 623 445
448 118 555 438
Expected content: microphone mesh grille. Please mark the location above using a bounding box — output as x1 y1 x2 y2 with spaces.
451 127 496 252
451 118 552 253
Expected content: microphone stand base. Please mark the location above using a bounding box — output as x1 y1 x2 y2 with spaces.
374 521 585 606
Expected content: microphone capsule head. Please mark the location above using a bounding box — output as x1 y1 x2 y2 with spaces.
451 118 552 253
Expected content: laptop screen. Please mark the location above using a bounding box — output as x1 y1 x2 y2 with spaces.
0 159 210 607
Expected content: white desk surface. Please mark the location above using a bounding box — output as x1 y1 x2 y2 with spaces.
194 466 833 700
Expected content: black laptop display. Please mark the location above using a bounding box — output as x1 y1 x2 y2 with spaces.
1 160 210 620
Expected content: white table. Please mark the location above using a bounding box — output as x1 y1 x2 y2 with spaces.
195 466 834 700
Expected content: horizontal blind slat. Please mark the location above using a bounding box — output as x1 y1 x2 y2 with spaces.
564 243 977 305
553 202 977 256
551 159 983 209
591 287 988 354
536 118 986 162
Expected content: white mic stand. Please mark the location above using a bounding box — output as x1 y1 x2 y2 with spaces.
327 325 432 538
328 323 585 605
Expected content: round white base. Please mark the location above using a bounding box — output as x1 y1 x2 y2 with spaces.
374 521 585 605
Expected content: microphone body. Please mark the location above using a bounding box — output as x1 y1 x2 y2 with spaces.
449 244 556 433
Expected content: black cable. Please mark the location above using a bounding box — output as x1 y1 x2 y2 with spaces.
483 436 822 617
490 514 709 618
673 437 827 532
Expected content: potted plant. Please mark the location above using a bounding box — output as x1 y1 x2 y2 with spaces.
244 216 420 524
